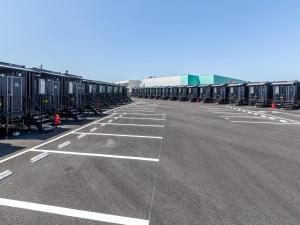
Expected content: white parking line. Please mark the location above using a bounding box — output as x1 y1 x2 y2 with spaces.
89 127 98 132
116 113 167 116
30 149 159 162
58 141 71 149
77 133 87 139
96 123 164 128
230 121 300 124
0 170 12 181
120 110 155 112
30 152 50 163
118 117 165 121
212 112 249 115
220 116 267 119
0 198 149 225
73 132 163 139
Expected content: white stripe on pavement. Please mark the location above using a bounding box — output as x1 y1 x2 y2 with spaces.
96 123 164 128
73 132 163 139
30 149 159 162
0 198 149 225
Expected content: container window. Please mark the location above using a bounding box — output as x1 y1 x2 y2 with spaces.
230 87 234 93
274 86 279 94
89 85 92 93
214 87 217 93
68 82 73 94
250 86 254 94
38 79 46 94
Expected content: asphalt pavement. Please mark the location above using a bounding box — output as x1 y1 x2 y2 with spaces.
0 99 300 225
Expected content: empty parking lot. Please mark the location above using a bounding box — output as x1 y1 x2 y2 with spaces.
1 100 300 225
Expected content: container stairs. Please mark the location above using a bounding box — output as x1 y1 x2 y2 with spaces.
68 108 85 121
32 114 56 132
87 103 102 115
281 103 300 110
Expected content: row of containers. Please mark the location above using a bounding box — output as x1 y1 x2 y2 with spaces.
132 81 300 109
0 62 130 136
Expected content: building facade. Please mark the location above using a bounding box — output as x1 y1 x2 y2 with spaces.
140 74 246 87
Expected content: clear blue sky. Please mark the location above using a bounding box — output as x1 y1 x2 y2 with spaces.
0 0 299 82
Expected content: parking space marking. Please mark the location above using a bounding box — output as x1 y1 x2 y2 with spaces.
116 113 167 116
30 149 159 162
0 198 149 225
117 117 165 121
119 110 155 113
77 133 87 139
58 141 71 149
89 127 98 132
0 170 13 181
280 120 288 123
212 112 249 115
219 116 267 119
271 111 300 118
30 152 50 163
73 132 163 139
230 121 300 124
96 123 165 128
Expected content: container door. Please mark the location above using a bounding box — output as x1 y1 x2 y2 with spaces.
260 86 266 101
51 81 60 109
286 85 295 102
7 76 22 113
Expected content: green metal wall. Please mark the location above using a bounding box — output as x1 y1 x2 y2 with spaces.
163 74 246 86
179 74 200 85
199 74 246 85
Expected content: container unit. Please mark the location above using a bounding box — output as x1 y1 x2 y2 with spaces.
178 86 189 101
61 72 85 120
148 87 156 99
199 85 212 103
82 79 102 115
28 68 67 132
247 82 273 107
120 85 130 102
162 87 170 100
170 86 179 101
155 87 162 99
139 88 147 98
131 88 138 97
271 81 300 109
0 62 29 135
187 86 200 102
30 68 64 114
227 83 249 105
144 87 151 98
97 82 110 107
105 84 116 105
211 84 228 104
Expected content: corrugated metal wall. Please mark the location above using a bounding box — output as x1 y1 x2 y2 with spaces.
141 74 246 87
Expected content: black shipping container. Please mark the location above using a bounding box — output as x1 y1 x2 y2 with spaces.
227 83 248 105
271 81 300 109
211 84 228 104
247 82 272 107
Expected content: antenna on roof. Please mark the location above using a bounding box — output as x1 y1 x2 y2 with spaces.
65 70 69 74
40 64 43 69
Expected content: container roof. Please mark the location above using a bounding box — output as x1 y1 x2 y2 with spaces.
227 83 248 87
211 83 227 87
271 80 299 85
0 61 31 72
247 82 270 86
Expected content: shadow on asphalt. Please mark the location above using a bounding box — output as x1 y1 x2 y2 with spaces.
0 143 24 158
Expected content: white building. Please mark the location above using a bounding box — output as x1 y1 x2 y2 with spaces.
116 80 141 93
